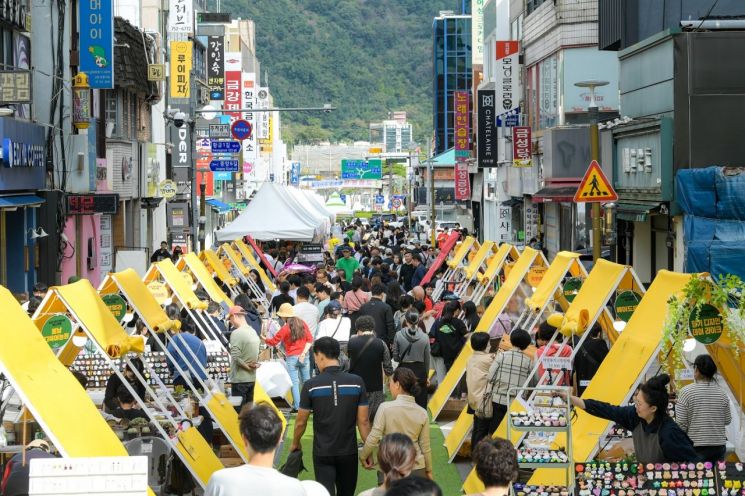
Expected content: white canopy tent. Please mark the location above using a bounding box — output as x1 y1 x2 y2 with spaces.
325 192 353 216
216 183 332 242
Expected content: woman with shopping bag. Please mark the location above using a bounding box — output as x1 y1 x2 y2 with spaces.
261 303 314 412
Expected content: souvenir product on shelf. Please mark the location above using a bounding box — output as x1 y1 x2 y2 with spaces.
514 483 570 496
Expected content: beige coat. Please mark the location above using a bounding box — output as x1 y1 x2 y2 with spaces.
466 350 494 412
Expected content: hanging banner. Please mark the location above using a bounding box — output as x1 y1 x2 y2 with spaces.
512 126 532 168
242 72 257 178
207 36 224 100
41 314 73 350
79 0 114 88
471 0 485 65
257 87 270 140
170 103 192 183
224 53 241 122
169 41 192 99
496 41 520 127
497 205 512 242
689 303 724 344
454 90 470 161
477 89 496 168
454 161 471 201
290 162 300 185
168 0 193 35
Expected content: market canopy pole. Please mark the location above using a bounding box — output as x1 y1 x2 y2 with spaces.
176 252 234 308
217 242 272 313
420 231 461 286
451 241 500 299
0 286 160 495
200 249 241 299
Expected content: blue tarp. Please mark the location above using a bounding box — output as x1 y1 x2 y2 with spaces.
678 167 745 279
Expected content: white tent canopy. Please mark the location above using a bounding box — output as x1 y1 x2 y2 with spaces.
216 183 333 242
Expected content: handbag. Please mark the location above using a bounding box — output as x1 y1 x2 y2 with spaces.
477 358 502 419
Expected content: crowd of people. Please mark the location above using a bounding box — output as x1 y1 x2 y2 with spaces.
3 218 736 496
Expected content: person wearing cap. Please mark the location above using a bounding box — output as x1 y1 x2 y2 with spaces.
1 439 56 496
261 303 314 412
228 305 261 409
335 245 360 282
316 300 352 347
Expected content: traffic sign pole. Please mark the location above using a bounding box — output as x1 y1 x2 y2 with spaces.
590 106 601 262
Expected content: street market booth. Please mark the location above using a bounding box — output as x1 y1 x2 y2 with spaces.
216 182 332 243
29 280 223 489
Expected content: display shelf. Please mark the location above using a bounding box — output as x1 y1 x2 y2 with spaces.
513 483 570 496
520 462 572 469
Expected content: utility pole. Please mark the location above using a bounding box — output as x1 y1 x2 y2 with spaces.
428 142 436 247
575 80 608 263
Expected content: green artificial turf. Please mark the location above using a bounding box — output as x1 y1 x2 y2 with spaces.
277 414 464 495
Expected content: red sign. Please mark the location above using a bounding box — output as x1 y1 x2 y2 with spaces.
224 70 241 122
454 161 471 200
496 40 519 59
196 170 214 196
512 126 532 167
454 90 470 159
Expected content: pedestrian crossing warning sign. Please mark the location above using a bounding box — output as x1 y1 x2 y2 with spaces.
574 160 618 202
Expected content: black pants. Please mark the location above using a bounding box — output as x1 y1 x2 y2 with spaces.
397 362 428 409
471 414 492 450
231 382 255 411
314 453 359 496
695 445 726 463
173 376 214 446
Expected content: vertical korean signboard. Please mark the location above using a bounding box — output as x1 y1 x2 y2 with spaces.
477 89 496 167
257 87 270 140
471 0 485 65
224 53 241 121
79 0 114 88
512 126 532 167
207 36 224 100
496 41 520 127
454 91 471 201
168 0 193 35
169 41 192 99
290 162 300 186
242 72 257 178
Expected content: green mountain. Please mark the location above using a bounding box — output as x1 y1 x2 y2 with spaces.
222 0 458 145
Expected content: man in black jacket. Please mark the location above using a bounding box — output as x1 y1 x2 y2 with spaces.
356 284 395 346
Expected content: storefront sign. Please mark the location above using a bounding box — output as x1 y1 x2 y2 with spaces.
512 126 532 168
99 214 112 273
496 205 512 242
454 162 470 201
146 281 169 304
1 0 28 30
147 64 165 81
207 36 224 100
614 290 642 322
209 124 230 139
168 0 193 34
169 41 192 99
66 194 118 214
41 314 72 349
1 138 43 168
527 266 547 288
563 277 583 303
241 72 257 177
495 41 520 127
224 53 241 121
689 303 724 344
471 0 484 65
102 293 127 321
159 179 177 199
477 89 496 167
257 87 270 139
79 0 114 88
524 199 539 243
170 105 191 183
0 70 31 103
454 90 470 160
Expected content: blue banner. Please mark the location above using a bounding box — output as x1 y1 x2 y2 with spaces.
210 159 239 172
213 171 232 181
211 140 241 153
80 0 114 88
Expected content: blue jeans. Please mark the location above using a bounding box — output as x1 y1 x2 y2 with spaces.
286 354 310 410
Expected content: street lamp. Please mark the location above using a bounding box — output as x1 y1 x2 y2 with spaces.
574 80 609 263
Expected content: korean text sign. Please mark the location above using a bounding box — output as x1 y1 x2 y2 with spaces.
454 90 470 159
79 0 114 88
207 36 224 100
169 41 192 99
512 126 532 168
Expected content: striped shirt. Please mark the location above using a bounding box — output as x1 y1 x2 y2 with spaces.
488 349 535 406
676 380 732 447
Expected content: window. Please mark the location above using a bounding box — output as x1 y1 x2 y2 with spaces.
105 90 119 137
526 0 547 15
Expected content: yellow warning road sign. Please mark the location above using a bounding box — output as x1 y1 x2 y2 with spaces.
574 160 617 202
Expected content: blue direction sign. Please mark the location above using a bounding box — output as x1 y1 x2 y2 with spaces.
211 140 241 153
231 119 253 141
210 159 240 172
375 194 385 205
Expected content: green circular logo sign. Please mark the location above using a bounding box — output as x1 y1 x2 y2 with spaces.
102 294 127 321
615 291 643 322
563 278 583 303
689 303 724 345
41 314 73 349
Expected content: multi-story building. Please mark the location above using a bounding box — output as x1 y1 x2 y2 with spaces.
369 112 414 154
433 11 472 155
